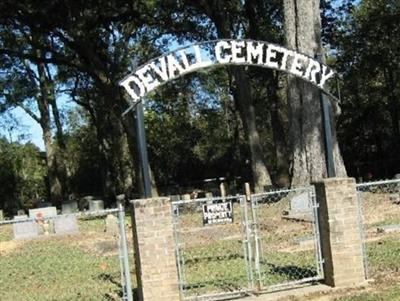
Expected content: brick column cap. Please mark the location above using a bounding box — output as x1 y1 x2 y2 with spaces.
130 197 170 208
312 177 356 185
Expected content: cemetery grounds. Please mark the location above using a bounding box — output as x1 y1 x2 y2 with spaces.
0 182 400 301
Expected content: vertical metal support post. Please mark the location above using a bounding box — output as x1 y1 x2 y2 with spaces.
118 201 133 301
250 196 262 291
316 53 336 178
135 102 152 198
240 196 253 290
310 186 324 279
320 92 336 178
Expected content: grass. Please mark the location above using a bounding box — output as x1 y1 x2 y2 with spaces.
0 239 123 300
366 236 400 277
0 217 136 301
334 284 400 301
1 193 400 301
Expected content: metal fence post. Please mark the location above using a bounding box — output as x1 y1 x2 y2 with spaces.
118 201 133 301
240 196 253 290
250 195 262 291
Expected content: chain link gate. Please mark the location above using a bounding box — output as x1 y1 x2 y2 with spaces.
250 186 324 292
172 195 253 300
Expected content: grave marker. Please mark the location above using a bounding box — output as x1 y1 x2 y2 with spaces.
105 214 119 236
54 215 79 235
29 207 57 219
290 191 311 212
62 201 78 214
89 200 104 212
13 221 39 240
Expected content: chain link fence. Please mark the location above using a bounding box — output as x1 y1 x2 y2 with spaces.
172 195 252 300
250 186 324 291
0 207 134 301
356 179 400 280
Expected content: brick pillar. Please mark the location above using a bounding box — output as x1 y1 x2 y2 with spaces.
314 178 366 287
130 198 180 301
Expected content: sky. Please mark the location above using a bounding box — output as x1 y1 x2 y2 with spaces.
0 106 45 150
0 0 357 151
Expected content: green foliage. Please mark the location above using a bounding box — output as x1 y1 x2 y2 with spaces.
328 0 400 179
0 137 46 214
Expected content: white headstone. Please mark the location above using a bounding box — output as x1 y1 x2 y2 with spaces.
29 207 58 219
13 221 39 240
14 215 28 220
54 215 79 235
0 210 4 221
205 192 213 198
290 192 311 212
105 214 119 236
89 200 104 212
62 202 78 214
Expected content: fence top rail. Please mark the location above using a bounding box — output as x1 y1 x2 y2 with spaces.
0 208 119 225
356 178 400 188
251 186 313 199
172 194 245 205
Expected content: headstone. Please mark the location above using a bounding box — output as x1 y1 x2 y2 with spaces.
205 192 213 198
14 215 28 220
13 221 39 240
29 207 57 219
17 209 25 216
79 195 94 211
0 210 4 221
62 201 78 214
89 200 104 212
284 192 314 222
182 194 191 201
54 215 79 235
105 214 119 236
377 224 400 234
169 195 180 202
394 174 400 179
290 192 311 212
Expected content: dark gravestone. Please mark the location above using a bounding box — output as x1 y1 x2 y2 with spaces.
54 215 79 235
13 221 39 240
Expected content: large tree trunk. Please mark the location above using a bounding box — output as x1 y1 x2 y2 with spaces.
231 67 272 192
268 82 290 188
36 61 64 205
209 5 272 192
284 0 346 186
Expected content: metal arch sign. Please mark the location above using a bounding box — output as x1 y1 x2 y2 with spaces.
119 39 337 104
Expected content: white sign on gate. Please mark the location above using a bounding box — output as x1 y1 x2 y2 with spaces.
202 201 233 225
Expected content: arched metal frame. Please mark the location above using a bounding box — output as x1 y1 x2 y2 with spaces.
120 39 338 197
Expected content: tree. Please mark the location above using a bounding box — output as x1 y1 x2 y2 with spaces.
0 26 67 204
327 0 400 179
0 138 46 215
283 0 347 186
